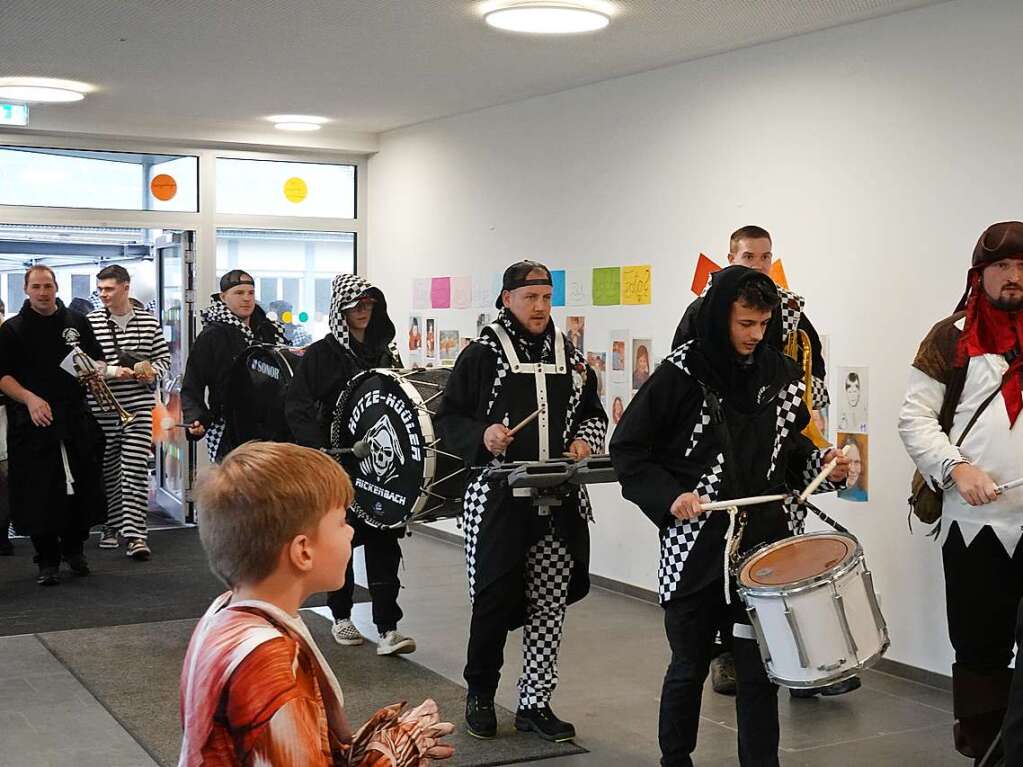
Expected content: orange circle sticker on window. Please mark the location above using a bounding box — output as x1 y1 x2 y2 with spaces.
150 174 178 202
283 177 308 203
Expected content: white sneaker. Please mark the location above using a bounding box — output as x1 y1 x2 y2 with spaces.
377 630 416 656
331 618 365 646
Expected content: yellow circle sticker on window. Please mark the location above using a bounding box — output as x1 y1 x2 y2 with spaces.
150 174 177 202
283 177 308 203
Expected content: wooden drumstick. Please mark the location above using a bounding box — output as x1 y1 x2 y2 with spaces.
700 494 788 511
798 444 852 503
507 407 544 437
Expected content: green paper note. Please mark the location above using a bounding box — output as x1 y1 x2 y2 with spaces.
592 267 621 306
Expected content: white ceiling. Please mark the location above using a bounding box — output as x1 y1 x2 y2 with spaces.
0 0 949 151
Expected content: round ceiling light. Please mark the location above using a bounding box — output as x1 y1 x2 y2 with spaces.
483 2 610 34
0 77 94 103
267 114 328 131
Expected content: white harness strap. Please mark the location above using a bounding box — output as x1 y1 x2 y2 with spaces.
490 323 566 462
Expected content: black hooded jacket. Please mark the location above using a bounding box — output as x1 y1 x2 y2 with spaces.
285 276 400 449
181 296 283 429
610 266 820 597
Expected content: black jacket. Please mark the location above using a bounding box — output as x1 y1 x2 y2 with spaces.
180 300 281 429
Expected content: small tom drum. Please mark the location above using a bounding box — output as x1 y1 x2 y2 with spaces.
738 532 889 689
223 344 304 445
331 368 467 529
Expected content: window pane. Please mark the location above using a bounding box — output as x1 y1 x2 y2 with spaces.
216 158 355 218
215 229 355 346
0 146 198 211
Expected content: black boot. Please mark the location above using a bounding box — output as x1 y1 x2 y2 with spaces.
465 694 497 739
64 553 90 576
515 705 575 742
820 676 862 696
36 565 60 586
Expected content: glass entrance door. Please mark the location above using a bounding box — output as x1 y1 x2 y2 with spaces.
155 231 196 523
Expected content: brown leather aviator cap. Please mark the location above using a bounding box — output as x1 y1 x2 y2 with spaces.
973 221 1023 267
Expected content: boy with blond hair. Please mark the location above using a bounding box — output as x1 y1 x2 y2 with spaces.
179 442 454 766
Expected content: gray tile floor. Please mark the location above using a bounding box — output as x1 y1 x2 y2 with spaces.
0 529 968 766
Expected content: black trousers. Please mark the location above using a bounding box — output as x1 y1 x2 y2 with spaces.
0 459 10 541
943 523 1023 761
31 529 86 568
660 580 779 767
465 564 524 699
327 514 403 633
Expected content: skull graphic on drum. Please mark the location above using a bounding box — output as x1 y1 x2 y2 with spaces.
360 414 406 484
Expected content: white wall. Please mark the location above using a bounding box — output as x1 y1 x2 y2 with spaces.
366 0 1023 676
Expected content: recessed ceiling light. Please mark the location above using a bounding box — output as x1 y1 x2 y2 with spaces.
0 77 94 103
483 2 610 34
267 114 328 131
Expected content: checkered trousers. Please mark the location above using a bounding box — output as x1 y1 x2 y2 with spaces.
518 533 575 708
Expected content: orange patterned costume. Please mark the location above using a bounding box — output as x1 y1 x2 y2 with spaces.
179 593 448 766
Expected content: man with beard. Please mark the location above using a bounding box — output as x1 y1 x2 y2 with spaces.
181 270 286 462
899 221 1023 764
436 261 607 743
285 274 416 657
610 265 848 767
0 266 108 585
672 226 843 698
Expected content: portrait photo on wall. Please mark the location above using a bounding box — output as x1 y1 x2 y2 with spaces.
608 383 630 426
408 315 422 351
836 432 868 502
475 312 492 337
566 315 585 351
439 329 460 360
425 318 436 358
836 366 869 434
610 330 628 383
586 351 607 401
632 338 652 390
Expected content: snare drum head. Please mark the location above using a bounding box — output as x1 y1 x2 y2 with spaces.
739 533 857 588
333 369 432 528
224 344 303 444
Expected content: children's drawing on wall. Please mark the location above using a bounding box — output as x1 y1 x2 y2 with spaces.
632 339 652 390
837 432 868 502
408 315 422 352
610 330 628 383
439 330 459 360
566 315 585 351
586 351 607 401
425 318 436 359
836 366 868 434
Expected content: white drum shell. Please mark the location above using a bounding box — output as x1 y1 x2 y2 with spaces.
739 536 889 688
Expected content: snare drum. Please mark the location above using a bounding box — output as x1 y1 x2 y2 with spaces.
738 532 889 688
331 368 467 529
223 344 304 445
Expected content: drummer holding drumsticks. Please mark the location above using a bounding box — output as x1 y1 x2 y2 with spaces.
899 221 1023 764
610 265 848 767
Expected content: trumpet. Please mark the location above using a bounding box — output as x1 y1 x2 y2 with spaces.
70 345 136 426
784 329 830 449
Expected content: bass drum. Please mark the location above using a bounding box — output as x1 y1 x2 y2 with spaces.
331 368 467 529
223 344 304 445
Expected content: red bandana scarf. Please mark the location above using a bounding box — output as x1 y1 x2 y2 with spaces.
957 269 1023 425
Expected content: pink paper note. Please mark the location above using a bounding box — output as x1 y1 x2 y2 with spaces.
431 277 451 309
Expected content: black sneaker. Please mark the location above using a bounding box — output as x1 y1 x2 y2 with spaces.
64 554 90 576
515 705 576 742
465 694 497 739
36 565 60 586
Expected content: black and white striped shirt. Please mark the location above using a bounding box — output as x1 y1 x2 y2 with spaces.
86 307 172 413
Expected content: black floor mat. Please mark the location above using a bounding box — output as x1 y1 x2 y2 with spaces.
0 527 368 636
40 615 586 766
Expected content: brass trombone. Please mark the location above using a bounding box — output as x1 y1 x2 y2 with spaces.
784 329 830 449
70 346 136 426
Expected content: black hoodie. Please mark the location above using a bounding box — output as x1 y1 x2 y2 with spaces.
285 275 400 449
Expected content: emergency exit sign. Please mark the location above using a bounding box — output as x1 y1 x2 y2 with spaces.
0 103 29 126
